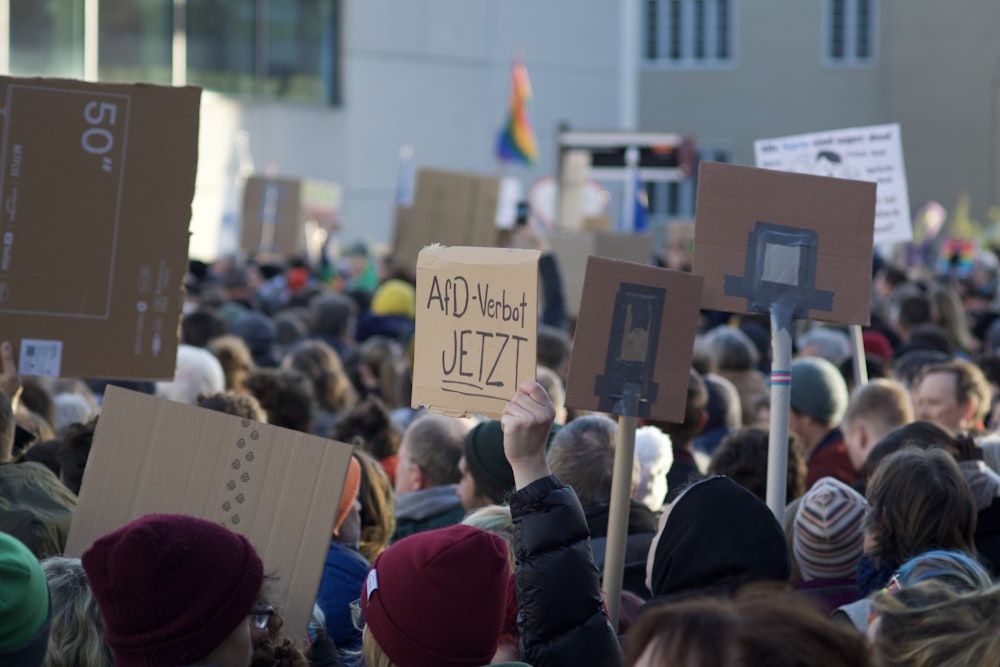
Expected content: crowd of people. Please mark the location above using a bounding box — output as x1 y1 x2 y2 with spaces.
4 230 1000 667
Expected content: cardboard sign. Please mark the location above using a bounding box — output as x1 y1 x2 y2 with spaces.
65 387 354 635
693 162 876 326
754 123 911 244
412 246 540 418
564 257 703 422
241 176 342 257
548 231 651 317
0 77 199 380
392 169 502 273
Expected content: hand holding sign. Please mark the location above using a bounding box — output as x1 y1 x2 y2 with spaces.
501 381 555 490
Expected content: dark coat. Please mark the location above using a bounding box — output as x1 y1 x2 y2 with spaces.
510 475 623 667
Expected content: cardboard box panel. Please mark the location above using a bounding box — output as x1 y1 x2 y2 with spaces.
692 162 876 326
65 387 355 635
548 231 651 317
393 169 501 272
241 176 303 257
565 257 703 423
412 246 539 418
0 77 199 380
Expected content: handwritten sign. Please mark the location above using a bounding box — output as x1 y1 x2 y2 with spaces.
564 257 703 423
412 246 539 418
754 123 911 245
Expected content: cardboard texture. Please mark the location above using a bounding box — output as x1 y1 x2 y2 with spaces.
0 77 199 380
548 231 652 317
393 169 502 273
692 162 876 326
564 257 704 423
412 246 540 418
241 176 342 257
64 387 354 635
754 124 911 245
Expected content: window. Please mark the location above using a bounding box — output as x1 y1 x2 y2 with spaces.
647 147 731 220
643 0 734 67
187 0 340 104
826 0 877 65
99 0 173 84
9 0 84 79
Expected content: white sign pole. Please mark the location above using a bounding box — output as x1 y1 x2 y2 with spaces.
850 324 868 387
604 412 637 629
766 301 794 521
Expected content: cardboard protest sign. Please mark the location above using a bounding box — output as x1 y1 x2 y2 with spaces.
392 169 502 273
565 257 703 423
242 176 342 257
65 387 354 635
0 77 198 380
693 162 876 326
412 246 539 418
548 231 651 317
754 123 911 244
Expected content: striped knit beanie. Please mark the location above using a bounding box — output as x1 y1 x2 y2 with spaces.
794 476 868 581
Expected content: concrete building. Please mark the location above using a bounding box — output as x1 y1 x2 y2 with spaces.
5 1 1000 256
1 0 622 259
639 0 1000 233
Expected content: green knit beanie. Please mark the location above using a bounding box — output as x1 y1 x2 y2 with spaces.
0 531 50 661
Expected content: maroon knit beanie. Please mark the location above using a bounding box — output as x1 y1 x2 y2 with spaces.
360 524 509 667
81 513 264 667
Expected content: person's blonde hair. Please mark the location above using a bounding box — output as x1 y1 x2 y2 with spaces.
362 626 396 667
873 580 1000 667
462 505 515 569
41 557 114 667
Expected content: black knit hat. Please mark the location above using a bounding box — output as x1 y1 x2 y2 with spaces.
464 421 513 504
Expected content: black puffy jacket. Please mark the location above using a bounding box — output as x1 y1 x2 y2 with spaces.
510 475 623 667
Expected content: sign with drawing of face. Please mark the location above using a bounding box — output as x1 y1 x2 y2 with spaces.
754 123 911 245
411 245 539 419
693 162 876 326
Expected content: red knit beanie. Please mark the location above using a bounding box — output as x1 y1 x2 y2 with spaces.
360 524 509 667
334 457 362 534
82 513 264 667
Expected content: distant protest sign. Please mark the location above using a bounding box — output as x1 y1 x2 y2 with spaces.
412 246 539 418
754 123 911 244
565 257 703 423
693 162 876 326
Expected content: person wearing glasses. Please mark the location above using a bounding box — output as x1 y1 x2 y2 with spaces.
82 513 266 667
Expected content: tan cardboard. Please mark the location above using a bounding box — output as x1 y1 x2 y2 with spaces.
241 176 303 256
692 162 876 326
241 176 342 258
548 231 652 317
564 256 703 423
393 169 502 273
0 77 199 380
64 386 354 635
412 246 540 418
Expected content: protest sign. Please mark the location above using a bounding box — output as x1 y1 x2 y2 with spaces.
242 176 342 257
564 256 703 423
563 256 702 627
548 231 651 317
412 246 539 419
0 77 199 380
65 387 354 635
392 169 502 273
754 123 911 244
693 161 877 522
693 161 877 326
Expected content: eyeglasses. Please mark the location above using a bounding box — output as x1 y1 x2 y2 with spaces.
249 605 274 630
349 599 364 631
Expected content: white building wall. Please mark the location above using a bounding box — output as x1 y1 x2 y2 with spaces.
191 0 622 260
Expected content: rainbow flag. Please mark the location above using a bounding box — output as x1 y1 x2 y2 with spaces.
496 58 539 165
